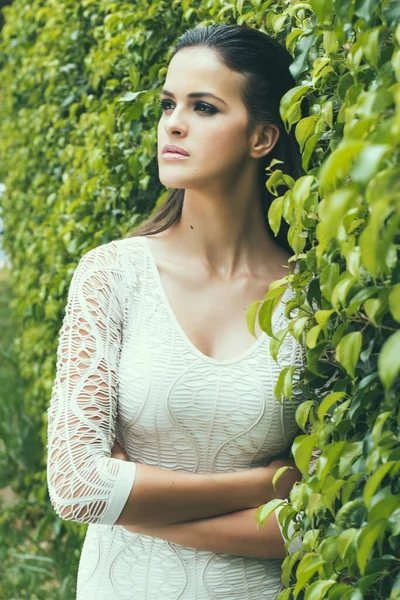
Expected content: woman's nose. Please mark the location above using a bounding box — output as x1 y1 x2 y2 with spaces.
164 107 188 135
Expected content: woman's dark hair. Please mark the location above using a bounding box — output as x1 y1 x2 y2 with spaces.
127 23 304 253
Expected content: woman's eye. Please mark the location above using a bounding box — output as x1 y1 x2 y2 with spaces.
158 99 217 115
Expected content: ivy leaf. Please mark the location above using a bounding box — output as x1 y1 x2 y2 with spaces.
246 301 261 338
295 400 314 431
356 519 387 574
378 330 400 388
294 553 326 597
320 263 340 302
292 434 318 476
318 391 347 421
336 332 362 379
275 365 296 403
364 462 396 507
256 498 287 526
117 90 149 102
290 35 317 80
388 284 400 322
316 441 346 485
273 465 294 490
304 579 336 600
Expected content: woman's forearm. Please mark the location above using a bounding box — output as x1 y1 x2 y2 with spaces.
121 507 287 559
115 459 297 527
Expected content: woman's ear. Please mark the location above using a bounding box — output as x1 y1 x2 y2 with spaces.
250 124 280 159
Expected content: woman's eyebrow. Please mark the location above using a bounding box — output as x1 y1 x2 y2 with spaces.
161 88 227 106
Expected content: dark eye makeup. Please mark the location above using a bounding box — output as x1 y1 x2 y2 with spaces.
157 99 218 115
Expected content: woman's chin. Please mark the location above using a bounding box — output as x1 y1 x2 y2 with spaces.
158 173 190 188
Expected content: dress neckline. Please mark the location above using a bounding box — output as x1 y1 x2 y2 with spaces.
141 235 293 365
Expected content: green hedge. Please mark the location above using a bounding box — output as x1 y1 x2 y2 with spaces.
0 0 399 598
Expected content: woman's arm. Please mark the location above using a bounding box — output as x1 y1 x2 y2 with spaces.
121 508 286 559
111 442 301 530
114 456 299 527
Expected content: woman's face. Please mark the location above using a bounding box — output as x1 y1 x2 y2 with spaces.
157 47 256 191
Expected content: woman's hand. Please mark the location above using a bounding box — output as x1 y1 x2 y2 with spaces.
111 440 130 462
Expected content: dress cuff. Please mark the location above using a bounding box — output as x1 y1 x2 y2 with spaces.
99 460 137 526
275 503 303 555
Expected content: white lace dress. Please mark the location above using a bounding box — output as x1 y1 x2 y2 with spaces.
46 235 303 600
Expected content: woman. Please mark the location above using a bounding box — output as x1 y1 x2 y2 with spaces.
47 23 305 600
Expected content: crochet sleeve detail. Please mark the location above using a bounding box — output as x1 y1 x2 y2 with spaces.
46 242 137 525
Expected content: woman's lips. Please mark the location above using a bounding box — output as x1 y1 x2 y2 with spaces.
161 152 189 160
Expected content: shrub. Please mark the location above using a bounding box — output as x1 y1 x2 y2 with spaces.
0 0 399 598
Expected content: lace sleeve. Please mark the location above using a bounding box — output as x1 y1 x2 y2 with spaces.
46 242 137 525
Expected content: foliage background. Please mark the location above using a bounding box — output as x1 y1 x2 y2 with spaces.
0 0 399 598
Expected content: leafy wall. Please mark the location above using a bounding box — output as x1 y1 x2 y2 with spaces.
0 0 399 598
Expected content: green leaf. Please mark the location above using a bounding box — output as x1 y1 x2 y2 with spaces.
304 580 337 600
337 528 358 559
257 498 287 526
364 462 396 506
372 411 392 444
319 141 364 194
317 392 347 421
275 365 296 402
236 0 244 14
310 0 333 22
331 274 357 310
364 298 381 324
117 90 149 102
317 188 360 251
259 297 279 337
322 478 346 514
266 169 284 196
391 570 400 598
351 144 391 186
389 284 400 322
332 323 348 347
378 330 400 388
307 342 329 378
327 584 353 600
246 301 262 338
320 263 340 302
282 549 302 587
296 400 314 431
292 434 318 476
302 132 320 171
295 116 320 153
338 442 363 477
280 85 313 125
336 332 362 379
289 316 309 343
277 588 292 600
290 34 317 80
356 519 387 574
270 328 289 362
369 495 400 523
294 553 326 597
273 465 294 490
315 310 335 326
268 195 284 235
319 536 339 562
316 442 346 485
306 325 322 349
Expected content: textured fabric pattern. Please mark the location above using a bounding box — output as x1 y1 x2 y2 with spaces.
46 235 304 599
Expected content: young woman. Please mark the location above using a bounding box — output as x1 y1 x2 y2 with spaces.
47 23 305 600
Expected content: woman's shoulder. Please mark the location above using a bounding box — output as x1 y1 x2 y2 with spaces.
72 236 147 284
112 234 147 255
83 235 146 261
